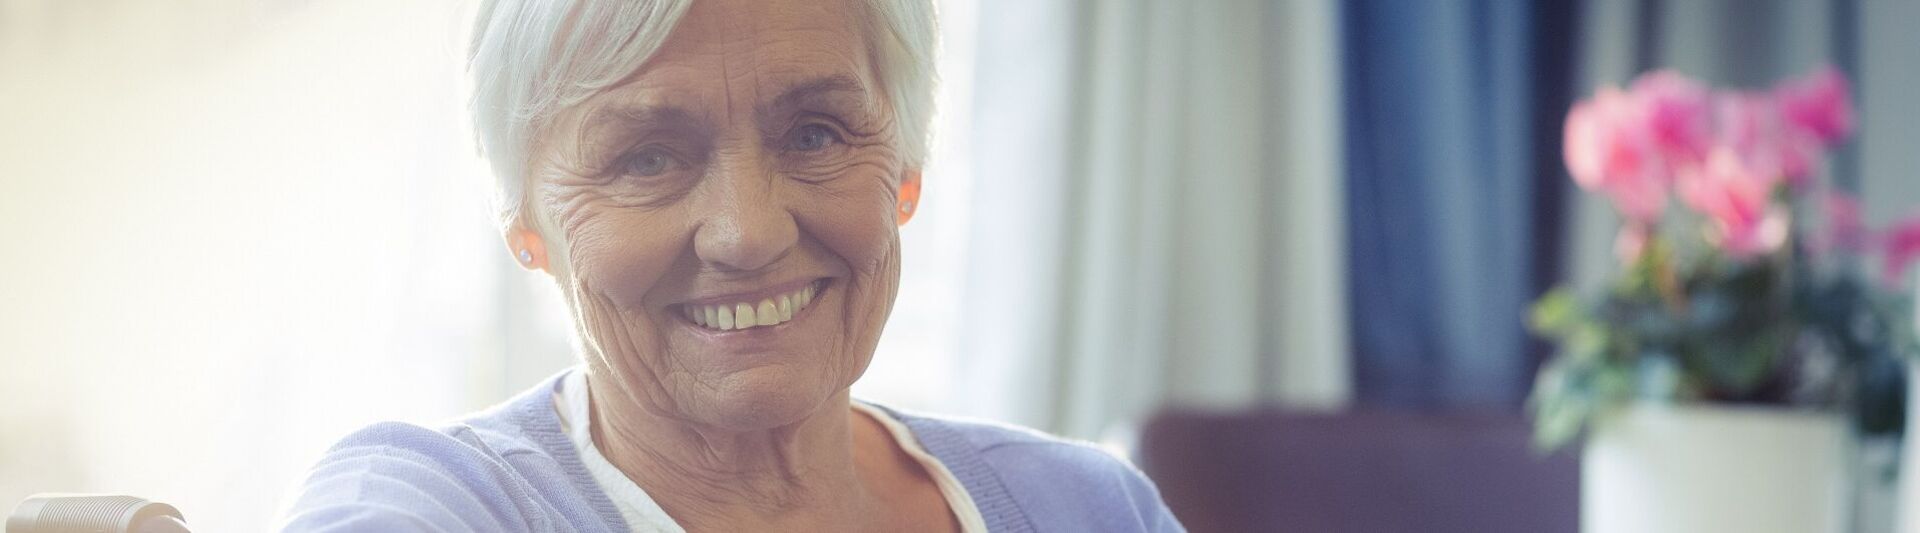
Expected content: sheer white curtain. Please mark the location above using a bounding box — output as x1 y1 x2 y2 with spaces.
953 0 1350 439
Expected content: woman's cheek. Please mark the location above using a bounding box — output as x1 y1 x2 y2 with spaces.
805 172 903 350
560 206 684 312
804 166 903 273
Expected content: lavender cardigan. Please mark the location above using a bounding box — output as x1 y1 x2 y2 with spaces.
279 369 1184 532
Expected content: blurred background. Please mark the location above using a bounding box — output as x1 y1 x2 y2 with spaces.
1 0 1918 531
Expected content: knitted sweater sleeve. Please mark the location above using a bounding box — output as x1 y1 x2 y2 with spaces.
277 422 550 533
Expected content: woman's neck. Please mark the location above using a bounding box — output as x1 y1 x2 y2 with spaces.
585 372 881 531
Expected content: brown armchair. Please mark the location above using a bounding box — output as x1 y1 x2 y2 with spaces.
1137 409 1579 533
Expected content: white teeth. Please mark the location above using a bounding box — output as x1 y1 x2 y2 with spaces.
735 303 757 328
683 281 823 332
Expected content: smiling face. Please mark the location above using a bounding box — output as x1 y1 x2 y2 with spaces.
520 0 912 430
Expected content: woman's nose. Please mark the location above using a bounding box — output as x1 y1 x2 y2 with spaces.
691 160 799 273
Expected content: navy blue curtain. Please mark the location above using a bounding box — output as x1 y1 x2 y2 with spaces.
1342 1 1578 409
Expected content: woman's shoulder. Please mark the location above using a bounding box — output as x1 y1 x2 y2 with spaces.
299 374 567 472
891 408 1119 464
874 405 1133 474
873 405 1187 532
278 373 617 532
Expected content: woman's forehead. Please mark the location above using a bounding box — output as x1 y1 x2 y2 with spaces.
662 0 865 49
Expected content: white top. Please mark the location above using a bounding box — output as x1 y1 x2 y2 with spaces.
552 371 988 532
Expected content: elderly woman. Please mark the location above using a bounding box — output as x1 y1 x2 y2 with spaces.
279 0 1181 531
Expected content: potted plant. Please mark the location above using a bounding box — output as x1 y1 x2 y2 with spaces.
1529 66 1920 533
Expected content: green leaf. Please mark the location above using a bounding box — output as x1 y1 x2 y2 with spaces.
1529 359 1590 450
1530 287 1583 337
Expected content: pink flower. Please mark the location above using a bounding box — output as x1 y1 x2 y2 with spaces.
1774 65 1856 147
1716 92 1824 186
1678 148 1788 259
1565 87 1669 222
1884 216 1920 287
1563 67 1859 227
1631 70 1714 169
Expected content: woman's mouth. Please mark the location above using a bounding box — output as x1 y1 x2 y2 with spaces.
678 279 827 332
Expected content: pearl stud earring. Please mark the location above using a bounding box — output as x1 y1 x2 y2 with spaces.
518 249 533 264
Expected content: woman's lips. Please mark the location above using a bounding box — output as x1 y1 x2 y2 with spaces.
678 279 826 332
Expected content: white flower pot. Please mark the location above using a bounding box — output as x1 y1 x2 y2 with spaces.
1905 281 1920 533
1584 404 1850 533
1900 364 1920 533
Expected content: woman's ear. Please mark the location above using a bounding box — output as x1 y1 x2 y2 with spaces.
897 169 922 226
504 221 550 272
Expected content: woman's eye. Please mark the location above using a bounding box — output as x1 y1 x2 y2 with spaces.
618 148 675 177
788 124 841 152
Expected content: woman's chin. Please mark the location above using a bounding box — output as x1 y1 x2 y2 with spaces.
687 367 845 430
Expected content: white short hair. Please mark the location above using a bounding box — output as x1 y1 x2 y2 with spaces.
467 0 937 224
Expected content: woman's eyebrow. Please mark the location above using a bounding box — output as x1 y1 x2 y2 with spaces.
757 74 869 128
580 104 706 142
